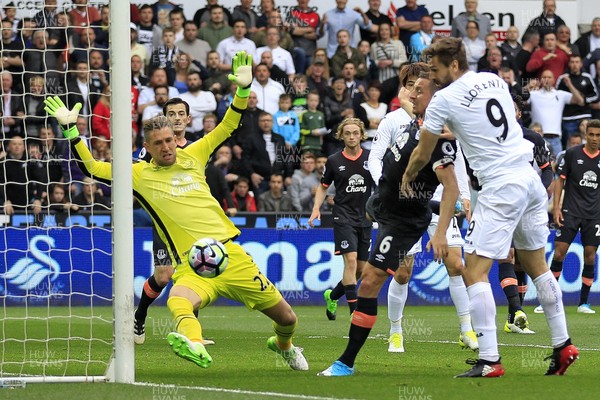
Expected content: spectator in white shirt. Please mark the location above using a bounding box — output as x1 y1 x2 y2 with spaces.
179 70 218 136
216 19 256 72
141 84 169 122
463 20 486 72
527 69 584 155
137 68 180 114
255 26 296 81
250 63 285 114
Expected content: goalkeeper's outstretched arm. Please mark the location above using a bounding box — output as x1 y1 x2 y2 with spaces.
184 51 254 164
44 96 112 184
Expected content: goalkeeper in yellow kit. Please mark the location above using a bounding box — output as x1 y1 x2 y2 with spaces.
44 52 308 371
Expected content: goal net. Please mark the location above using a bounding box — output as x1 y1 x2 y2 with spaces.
0 0 133 384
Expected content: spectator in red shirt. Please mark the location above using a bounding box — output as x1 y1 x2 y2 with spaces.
91 85 111 140
69 0 101 36
229 176 258 212
526 32 570 80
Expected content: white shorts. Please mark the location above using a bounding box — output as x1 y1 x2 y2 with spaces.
428 215 465 248
464 170 549 259
407 238 422 256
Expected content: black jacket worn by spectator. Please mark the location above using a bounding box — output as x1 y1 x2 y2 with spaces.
230 107 262 150
241 130 294 181
575 30 597 60
205 163 235 211
524 13 565 41
0 153 40 209
0 91 25 138
64 76 103 116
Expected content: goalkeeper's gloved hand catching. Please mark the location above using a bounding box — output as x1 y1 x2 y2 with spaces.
44 96 82 140
227 51 253 98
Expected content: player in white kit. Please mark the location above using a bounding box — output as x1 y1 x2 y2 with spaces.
368 72 477 354
403 37 578 377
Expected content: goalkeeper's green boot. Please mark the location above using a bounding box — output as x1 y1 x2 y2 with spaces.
167 332 212 368
324 289 338 321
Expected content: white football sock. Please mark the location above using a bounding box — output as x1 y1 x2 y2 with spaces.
467 282 499 362
388 279 408 335
449 275 472 333
534 271 569 347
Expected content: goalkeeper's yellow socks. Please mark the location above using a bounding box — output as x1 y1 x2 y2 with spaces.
272 320 296 351
167 296 203 343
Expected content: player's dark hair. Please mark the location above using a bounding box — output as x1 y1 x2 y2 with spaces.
279 93 292 102
587 119 600 132
163 97 190 116
399 62 429 88
424 37 469 72
336 117 367 141
511 94 525 113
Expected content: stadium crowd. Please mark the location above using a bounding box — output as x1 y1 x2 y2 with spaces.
1 0 600 223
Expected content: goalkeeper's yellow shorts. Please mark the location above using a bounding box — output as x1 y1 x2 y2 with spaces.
172 241 282 311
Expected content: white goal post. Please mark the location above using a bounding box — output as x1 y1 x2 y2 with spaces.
110 0 135 385
0 1 133 385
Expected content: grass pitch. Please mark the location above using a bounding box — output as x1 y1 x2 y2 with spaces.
1 305 598 400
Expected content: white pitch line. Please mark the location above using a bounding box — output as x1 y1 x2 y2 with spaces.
331 335 600 351
409 338 600 351
134 382 360 400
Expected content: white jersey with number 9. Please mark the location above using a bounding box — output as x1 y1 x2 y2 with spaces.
423 71 533 187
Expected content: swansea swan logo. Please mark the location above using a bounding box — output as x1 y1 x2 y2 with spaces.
1 236 60 291
408 260 452 304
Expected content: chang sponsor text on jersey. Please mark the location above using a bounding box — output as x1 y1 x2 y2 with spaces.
580 171 598 189
346 174 368 193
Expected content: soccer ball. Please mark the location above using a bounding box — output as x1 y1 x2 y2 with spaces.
188 238 229 278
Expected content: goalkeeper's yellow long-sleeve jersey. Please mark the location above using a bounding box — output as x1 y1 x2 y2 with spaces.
72 95 248 265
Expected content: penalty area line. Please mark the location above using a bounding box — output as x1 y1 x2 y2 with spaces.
134 381 360 400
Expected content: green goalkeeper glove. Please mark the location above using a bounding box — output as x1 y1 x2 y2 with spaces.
227 51 253 98
44 96 82 140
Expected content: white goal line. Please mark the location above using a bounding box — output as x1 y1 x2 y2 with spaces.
134 381 360 400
